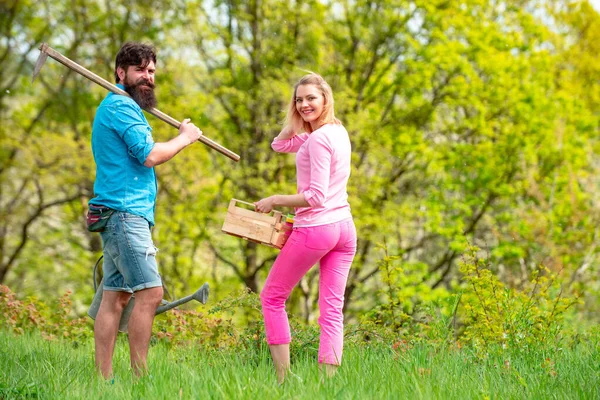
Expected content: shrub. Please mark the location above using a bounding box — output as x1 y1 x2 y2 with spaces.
360 243 454 344
360 243 582 355
458 244 581 353
0 285 91 343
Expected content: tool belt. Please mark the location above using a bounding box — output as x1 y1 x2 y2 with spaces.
86 204 115 232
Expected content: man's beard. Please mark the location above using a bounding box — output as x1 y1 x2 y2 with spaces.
124 77 157 109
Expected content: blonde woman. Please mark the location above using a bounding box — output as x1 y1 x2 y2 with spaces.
255 73 357 383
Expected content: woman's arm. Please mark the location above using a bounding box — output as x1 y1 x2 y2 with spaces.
272 126 309 153
254 194 309 213
275 125 296 140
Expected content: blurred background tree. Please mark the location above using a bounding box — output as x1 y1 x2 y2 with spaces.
1 0 598 328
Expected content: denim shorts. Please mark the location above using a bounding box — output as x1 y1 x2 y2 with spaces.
100 211 162 293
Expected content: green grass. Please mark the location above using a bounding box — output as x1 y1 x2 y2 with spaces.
0 330 598 399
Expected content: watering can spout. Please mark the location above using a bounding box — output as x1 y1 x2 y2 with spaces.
194 282 210 303
155 283 209 314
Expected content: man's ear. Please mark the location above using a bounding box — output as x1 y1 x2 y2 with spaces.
116 66 126 83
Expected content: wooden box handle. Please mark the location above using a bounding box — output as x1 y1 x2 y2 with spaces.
228 198 282 221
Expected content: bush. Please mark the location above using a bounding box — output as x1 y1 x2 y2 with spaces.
360 243 454 345
0 251 586 359
360 243 582 355
458 245 581 353
0 285 91 343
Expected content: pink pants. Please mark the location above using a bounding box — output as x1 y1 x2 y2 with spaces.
260 218 357 365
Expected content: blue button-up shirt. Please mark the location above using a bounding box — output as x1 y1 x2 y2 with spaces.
89 84 157 225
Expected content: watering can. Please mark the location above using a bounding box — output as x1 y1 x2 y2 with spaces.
87 258 209 333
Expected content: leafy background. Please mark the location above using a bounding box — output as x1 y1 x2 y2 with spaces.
1 0 599 336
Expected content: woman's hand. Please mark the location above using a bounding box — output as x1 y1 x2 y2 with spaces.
255 195 279 213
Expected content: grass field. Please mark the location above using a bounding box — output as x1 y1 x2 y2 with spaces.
1 330 598 399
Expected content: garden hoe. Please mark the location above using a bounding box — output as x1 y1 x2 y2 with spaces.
32 43 240 162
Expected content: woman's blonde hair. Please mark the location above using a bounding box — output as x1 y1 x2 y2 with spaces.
284 73 341 133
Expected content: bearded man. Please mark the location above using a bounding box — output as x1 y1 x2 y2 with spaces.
89 42 202 379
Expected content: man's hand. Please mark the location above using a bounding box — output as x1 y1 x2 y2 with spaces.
179 118 202 145
144 118 203 167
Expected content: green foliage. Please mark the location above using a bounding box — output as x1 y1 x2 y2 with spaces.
361 243 583 355
361 243 453 342
153 309 239 348
154 287 266 353
2 328 599 399
0 283 322 361
458 245 581 353
1 0 599 331
0 285 91 342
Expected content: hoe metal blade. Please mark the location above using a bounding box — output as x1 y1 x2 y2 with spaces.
31 46 48 83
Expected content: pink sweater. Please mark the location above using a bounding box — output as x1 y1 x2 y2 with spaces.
272 123 353 227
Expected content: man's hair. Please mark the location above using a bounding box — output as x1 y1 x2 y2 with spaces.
114 42 157 83
284 72 340 134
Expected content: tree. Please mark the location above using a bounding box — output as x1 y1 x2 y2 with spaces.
0 0 192 299
1 0 598 326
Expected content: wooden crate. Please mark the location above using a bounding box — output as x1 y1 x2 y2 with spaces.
221 199 291 249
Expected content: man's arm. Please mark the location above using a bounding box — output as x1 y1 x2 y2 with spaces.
144 119 201 167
